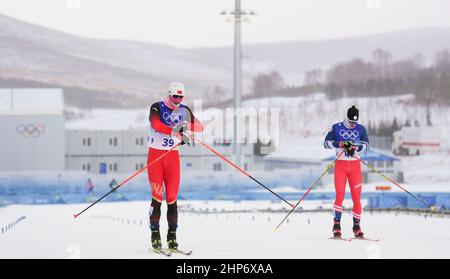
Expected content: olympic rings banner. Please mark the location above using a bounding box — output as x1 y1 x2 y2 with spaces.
16 124 46 138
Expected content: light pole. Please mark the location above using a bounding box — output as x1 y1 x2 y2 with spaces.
221 1 256 167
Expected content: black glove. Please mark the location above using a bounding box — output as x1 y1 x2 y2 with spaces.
343 141 356 157
180 132 190 145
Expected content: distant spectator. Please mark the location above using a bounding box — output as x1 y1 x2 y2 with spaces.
109 178 118 192
86 178 95 194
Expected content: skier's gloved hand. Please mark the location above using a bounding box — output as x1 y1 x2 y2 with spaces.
346 147 356 157
343 141 356 157
173 121 189 134
180 132 190 145
343 141 354 151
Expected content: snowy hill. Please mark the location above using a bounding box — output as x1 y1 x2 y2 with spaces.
0 14 233 105
242 93 449 139
2 13 450 106
192 27 450 85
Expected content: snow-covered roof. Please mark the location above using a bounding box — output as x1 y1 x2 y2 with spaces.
0 88 64 115
65 108 149 131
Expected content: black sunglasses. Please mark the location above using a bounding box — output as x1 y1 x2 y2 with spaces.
172 95 184 99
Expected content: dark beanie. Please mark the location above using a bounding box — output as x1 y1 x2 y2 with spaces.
347 105 359 122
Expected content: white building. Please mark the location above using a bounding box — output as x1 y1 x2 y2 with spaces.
0 89 65 171
393 126 441 155
0 88 261 174
65 128 149 174
65 127 256 174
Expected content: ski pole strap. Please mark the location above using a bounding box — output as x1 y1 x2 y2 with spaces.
274 150 345 231
354 156 431 208
74 143 181 219
192 136 293 207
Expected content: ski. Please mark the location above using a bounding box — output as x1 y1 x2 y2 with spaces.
170 248 193 256
329 236 351 241
150 248 172 257
352 237 380 242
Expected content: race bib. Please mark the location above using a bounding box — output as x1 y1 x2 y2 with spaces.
148 128 181 150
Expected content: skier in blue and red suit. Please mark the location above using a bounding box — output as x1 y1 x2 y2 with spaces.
147 82 203 250
324 105 369 238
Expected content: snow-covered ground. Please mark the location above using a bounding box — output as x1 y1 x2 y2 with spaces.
1 201 450 259
401 152 450 187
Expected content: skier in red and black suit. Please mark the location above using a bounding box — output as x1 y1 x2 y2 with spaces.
147 82 203 250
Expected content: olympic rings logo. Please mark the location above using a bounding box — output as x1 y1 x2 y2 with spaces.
16 124 46 138
339 129 359 140
162 112 183 126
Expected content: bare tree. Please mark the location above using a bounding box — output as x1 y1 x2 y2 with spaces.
372 48 393 79
304 69 323 86
433 49 450 105
434 48 450 73
251 71 284 97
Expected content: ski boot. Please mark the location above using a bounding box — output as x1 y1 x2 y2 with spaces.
353 223 364 238
151 225 162 250
332 221 342 238
167 229 179 250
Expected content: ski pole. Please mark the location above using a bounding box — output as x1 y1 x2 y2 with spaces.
73 143 181 219
274 150 345 231
354 156 432 208
192 135 294 208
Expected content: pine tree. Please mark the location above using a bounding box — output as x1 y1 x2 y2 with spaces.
392 117 400 131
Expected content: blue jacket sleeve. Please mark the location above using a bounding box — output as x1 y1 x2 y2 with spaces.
357 126 369 152
324 125 340 149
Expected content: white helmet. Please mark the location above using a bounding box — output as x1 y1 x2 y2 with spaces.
168 82 185 97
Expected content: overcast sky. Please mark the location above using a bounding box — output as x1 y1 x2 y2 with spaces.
1 0 450 48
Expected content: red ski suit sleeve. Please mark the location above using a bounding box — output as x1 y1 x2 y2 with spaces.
149 103 172 135
186 106 203 132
